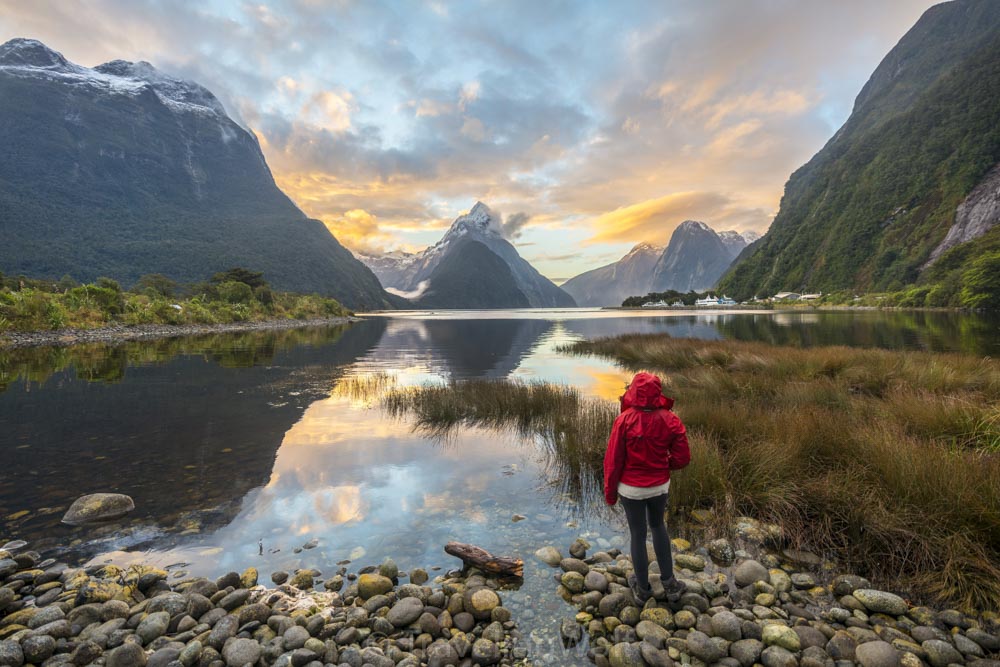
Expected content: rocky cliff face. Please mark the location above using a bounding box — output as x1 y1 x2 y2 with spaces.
926 163 1000 265
0 38 401 310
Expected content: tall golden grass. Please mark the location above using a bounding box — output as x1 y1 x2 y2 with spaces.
567 334 1000 611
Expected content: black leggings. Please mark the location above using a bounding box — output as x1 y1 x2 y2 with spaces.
621 493 673 589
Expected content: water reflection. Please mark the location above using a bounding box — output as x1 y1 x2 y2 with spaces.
354 317 554 379
0 322 388 552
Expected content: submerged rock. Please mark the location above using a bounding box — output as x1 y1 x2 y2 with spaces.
60 493 135 525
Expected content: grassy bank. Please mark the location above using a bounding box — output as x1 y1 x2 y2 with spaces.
370 337 1000 611
567 334 1000 611
0 270 350 333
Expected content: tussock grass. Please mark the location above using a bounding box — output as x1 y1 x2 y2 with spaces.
563 334 1000 611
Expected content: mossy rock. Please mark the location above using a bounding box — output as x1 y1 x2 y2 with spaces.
61 493 135 525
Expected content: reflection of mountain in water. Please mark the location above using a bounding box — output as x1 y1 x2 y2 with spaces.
715 311 1000 355
359 317 553 378
0 320 386 553
560 315 724 342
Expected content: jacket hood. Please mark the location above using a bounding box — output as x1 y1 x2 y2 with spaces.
621 372 673 411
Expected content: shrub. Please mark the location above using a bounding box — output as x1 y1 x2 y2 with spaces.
960 251 1000 310
216 281 254 304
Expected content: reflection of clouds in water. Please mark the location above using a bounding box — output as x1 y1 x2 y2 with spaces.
189 391 543 573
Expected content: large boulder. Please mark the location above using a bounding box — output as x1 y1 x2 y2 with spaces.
61 493 135 525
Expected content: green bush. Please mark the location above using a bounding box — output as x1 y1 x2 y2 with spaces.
217 281 254 304
254 285 274 306
960 251 1000 310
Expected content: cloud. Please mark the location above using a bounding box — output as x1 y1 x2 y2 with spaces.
501 212 531 239
0 0 940 273
590 192 771 245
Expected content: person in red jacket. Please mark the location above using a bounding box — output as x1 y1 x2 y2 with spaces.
604 371 691 604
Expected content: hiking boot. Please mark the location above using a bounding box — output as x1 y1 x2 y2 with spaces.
627 573 653 605
660 575 685 602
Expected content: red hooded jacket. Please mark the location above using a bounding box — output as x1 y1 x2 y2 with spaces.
603 372 691 505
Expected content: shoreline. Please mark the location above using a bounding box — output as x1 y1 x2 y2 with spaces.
0 316 358 350
1 531 996 667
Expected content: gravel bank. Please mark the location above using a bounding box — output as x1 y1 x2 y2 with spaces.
0 317 357 350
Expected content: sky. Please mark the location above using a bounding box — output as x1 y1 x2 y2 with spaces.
0 0 939 283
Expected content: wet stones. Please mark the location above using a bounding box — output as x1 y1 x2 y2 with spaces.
60 493 136 525
356 573 393 599
534 546 562 567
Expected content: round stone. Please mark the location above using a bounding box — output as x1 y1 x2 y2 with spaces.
465 588 500 620
687 630 727 663
61 493 135 525
708 539 736 565
921 639 963 667
471 638 500 666
283 625 310 650
762 645 798 667
534 546 562 567
734 560 770 587
0 641 23 667
856 640 901 667
357 573 394 599
21 635 56 663
585 570 609 592
762 624 801 652
731 639 764 667
676 553 706 571
106 643 148 667
609 641 646 667
853 590 908 616
711 610 742 641
387 597 425 627
136 611 170 644
222 638 261 666
561 571 585 594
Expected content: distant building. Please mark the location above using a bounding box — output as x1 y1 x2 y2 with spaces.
799 293 823 300
773 292 801 300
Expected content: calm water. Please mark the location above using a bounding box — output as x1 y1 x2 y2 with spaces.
2 308 999 662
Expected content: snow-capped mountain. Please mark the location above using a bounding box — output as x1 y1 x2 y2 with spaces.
359 202 576 308
0 38 401 309
560 242 664 307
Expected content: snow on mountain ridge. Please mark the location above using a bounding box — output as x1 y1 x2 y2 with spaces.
0 38 227 118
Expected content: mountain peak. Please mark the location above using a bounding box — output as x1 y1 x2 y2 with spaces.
676 220 713 234
0 38 68 68
447 201 501 237
627 242 664 256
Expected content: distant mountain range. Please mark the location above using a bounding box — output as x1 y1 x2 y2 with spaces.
719 0 1000 305
0 38 402 310
359 202 576 308
562 222 758 306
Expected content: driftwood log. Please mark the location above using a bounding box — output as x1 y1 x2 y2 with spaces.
444 541 524 578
